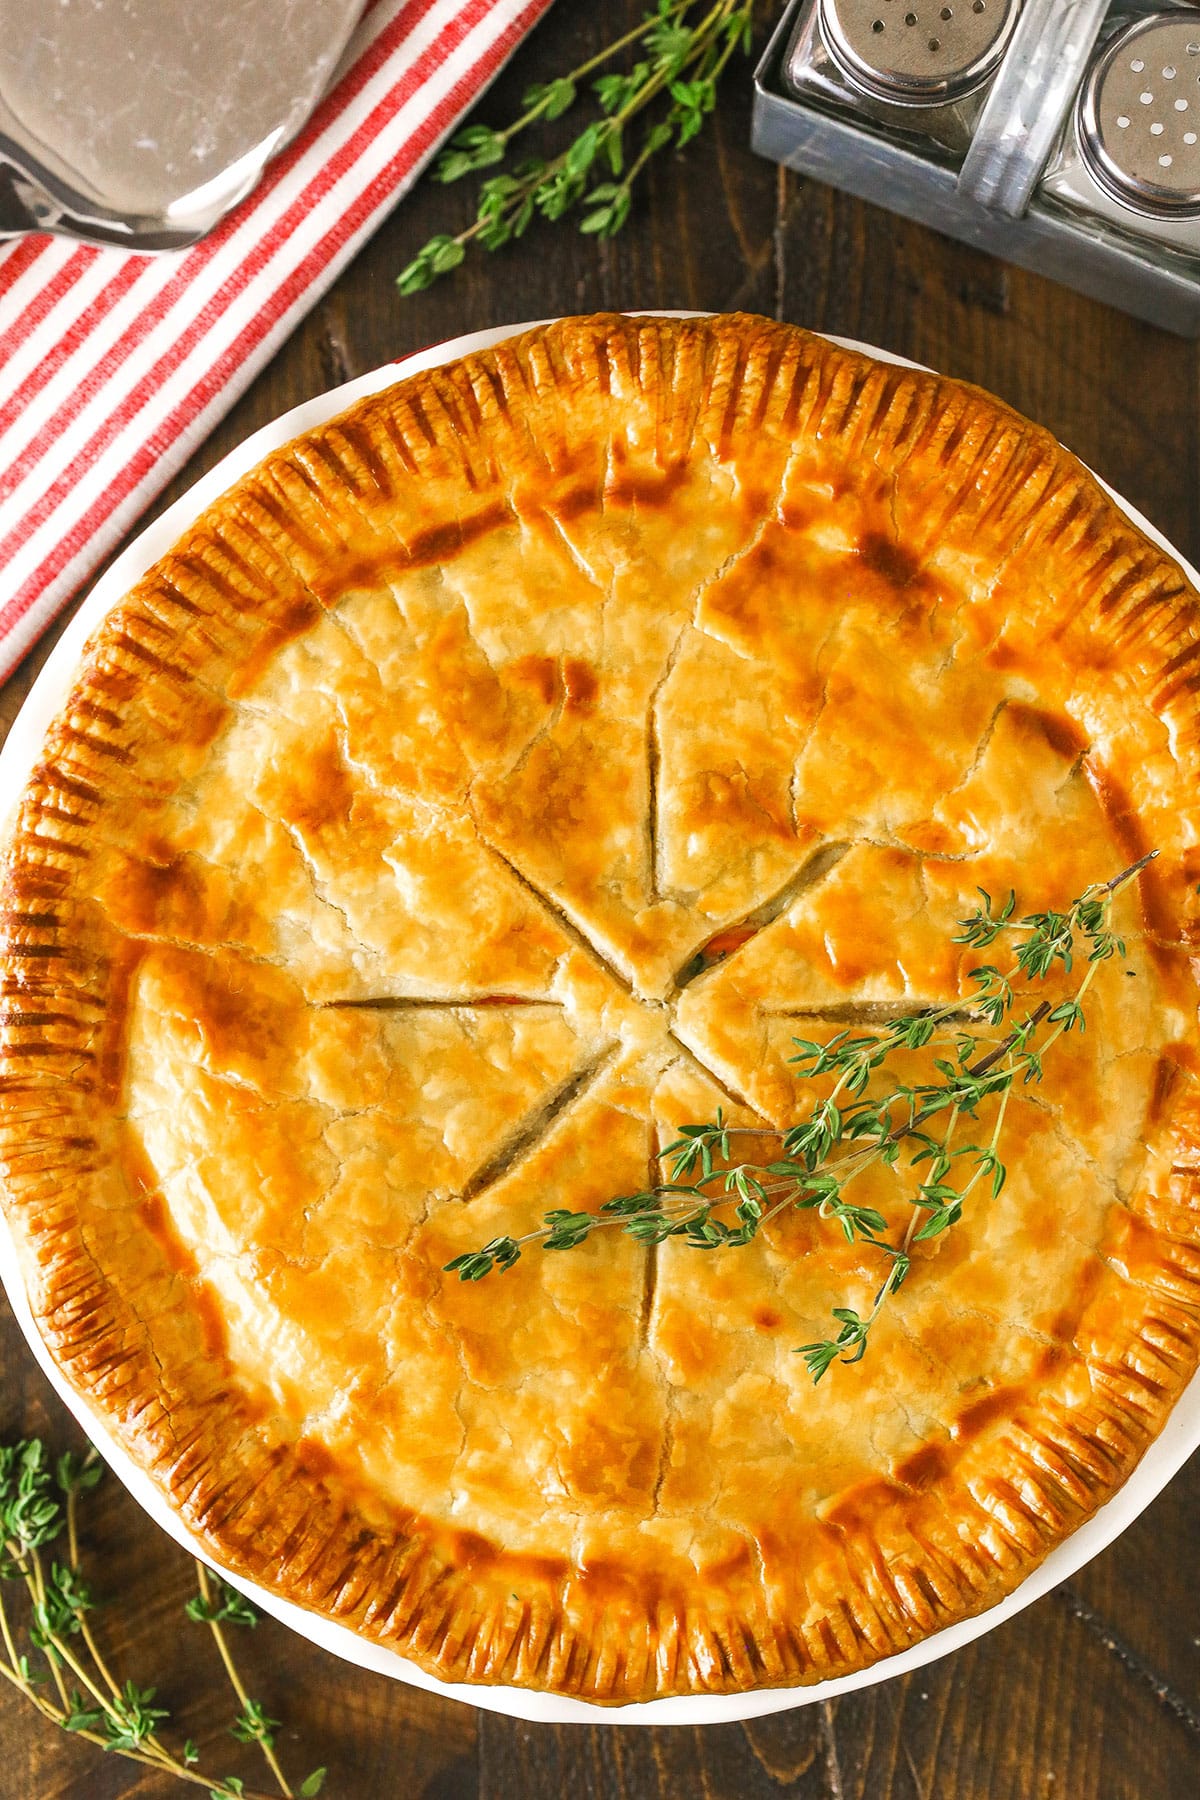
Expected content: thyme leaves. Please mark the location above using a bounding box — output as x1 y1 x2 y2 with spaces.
446 855 1155 1381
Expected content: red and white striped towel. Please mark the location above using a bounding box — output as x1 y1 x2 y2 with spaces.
0 0 553 684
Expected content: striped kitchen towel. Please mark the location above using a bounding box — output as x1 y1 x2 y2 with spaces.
0 0 554 684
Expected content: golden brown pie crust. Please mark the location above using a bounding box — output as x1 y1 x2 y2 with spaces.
2 313 1200 1702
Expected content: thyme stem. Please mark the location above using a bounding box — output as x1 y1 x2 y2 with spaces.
0 1442 324 1798
447 856 1153 1381
967 1000 1051 1079
15 1547 71 1713
398 0 756 292
483 0 698 150
64 1455 122 1705
196 1562 294 1799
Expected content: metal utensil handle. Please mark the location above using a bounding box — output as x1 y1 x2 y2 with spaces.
958 0 1111 217
0 148 158 248
0 162 35 238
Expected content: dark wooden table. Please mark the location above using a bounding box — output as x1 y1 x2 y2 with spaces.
3 5 1200 1796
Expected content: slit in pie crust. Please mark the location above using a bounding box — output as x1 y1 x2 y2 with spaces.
2 313 1200 1702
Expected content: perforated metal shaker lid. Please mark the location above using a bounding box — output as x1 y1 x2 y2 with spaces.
1078 13 1200 220
818 0 1020 106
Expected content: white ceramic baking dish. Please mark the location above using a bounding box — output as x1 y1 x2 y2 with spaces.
1 317 1198 1725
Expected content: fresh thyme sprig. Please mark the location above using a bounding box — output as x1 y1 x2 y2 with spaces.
397 0 755 294
0 1438 326 1797
447 853 1156 1381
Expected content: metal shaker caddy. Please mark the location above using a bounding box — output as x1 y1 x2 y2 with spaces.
753 1 1200 334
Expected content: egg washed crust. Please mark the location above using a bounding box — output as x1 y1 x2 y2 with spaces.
2 314 1200 1702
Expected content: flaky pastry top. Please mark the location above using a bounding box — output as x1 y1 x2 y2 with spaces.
2 314 1200 1702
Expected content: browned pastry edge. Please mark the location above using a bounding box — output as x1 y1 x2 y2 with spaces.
2 313 1200 1702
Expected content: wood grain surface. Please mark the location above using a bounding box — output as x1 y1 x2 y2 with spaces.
2 4 1199 1796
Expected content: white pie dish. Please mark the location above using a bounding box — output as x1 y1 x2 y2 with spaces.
1 317 1198 1725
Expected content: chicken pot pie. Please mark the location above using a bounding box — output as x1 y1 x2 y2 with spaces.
2 313 1199 1703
